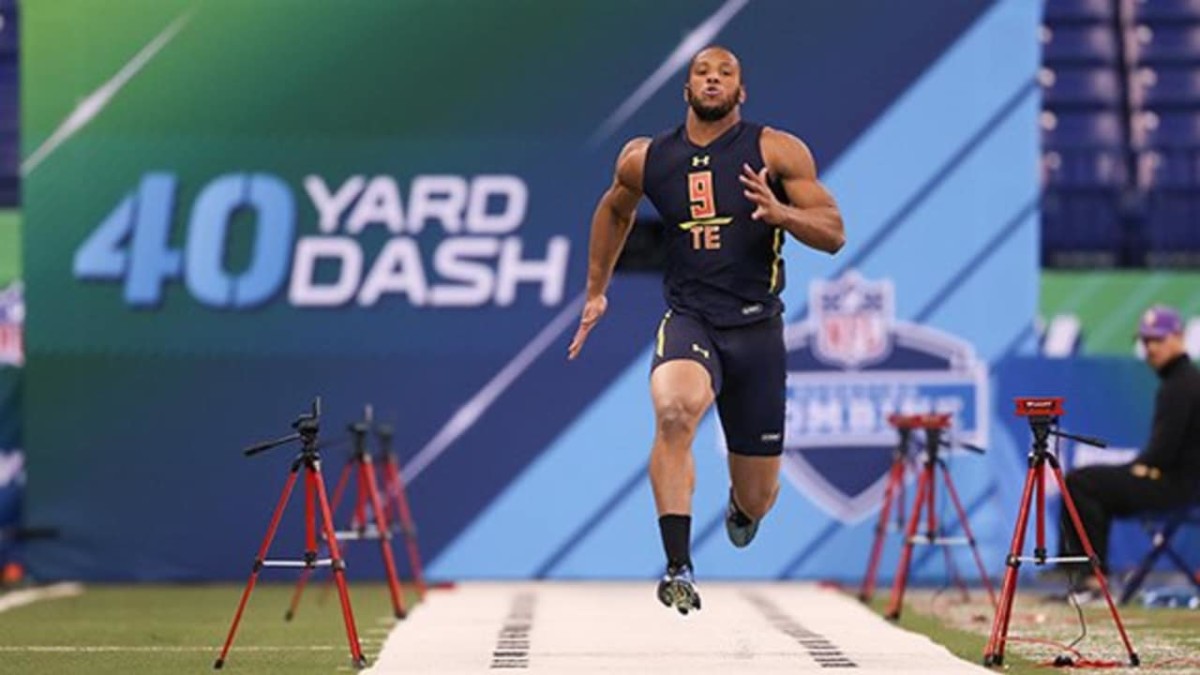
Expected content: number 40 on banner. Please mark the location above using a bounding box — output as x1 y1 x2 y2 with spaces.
72 173 294 309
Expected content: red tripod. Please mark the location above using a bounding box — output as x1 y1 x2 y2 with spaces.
376 422 428 600
884 413 997 620
859 420 915 603
983 398 1138 668
215 399 365 670
286 407 407 621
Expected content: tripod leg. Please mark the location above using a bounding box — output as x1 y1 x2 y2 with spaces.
285 567 315 622
285 471 325 622
885 466 930 620
939 465 997 608
861 457 905 603
353 463 369 532
983 464 1038 667
386 453 428 600
942 546 969 603
384 449 427 595
362 458 407 619
1051 465 1139 665
382 454 403 529
316 458 357 607
330 461 353 516
1035 457 1047 565
215 467 302 669
312 461 367 669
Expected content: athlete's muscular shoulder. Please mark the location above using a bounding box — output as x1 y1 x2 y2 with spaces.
615 137 651 193
759 127 817 181
759 126 839 220
600 137 650 217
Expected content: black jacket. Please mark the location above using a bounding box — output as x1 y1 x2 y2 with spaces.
1138 354 1200 482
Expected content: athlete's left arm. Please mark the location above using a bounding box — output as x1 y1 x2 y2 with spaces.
740 128 844 254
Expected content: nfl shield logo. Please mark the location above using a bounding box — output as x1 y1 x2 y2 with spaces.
0 281 24 367
812 271 893 369
781 270 989 523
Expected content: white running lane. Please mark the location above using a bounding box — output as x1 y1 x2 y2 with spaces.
366 582 992 674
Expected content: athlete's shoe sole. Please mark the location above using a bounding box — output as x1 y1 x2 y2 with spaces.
657 569 702 615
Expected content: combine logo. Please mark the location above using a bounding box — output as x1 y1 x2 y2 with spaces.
782 271 989 523
0 281 22 367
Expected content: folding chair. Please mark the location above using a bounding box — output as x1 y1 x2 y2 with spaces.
1119 501 1200 605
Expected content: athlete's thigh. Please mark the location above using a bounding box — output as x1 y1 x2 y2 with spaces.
713 315 785 457
651 360 715 425
650 310 722 405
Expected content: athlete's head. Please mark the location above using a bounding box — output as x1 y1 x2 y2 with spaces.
684 46 745 122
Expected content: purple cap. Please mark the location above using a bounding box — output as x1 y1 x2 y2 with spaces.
1138 305 1184 339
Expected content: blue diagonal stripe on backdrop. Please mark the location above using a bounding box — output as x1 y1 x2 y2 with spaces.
690 502 729 551
998 322 1037 362
913 198 1039 323
776 520 843 579
534 462 647 578
795 79 1037 320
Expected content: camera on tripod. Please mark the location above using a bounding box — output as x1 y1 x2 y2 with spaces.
886 412 951 430
982 396 1137 668
1013 396 1064 419
292 399 320 438
215 396 367 670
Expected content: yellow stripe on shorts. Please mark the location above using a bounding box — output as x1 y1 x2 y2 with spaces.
656 310 672 358
769 228 783 293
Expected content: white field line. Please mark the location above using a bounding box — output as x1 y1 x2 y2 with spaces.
0 582 84 613
0 645 338 653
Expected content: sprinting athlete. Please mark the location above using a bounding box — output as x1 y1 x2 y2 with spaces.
568 46 844 614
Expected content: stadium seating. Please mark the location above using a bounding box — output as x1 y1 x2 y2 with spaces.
1044 25 1120 64
1133 25 1200 64
1043 0 1200 266
1137 0 1200 23
1045 0 1116 23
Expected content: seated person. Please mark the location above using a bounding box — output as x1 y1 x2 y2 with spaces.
1058 305 1200 596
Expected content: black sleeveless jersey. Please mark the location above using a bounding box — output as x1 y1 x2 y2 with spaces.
642 120 787 328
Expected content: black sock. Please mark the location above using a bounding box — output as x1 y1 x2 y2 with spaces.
658 514 692 570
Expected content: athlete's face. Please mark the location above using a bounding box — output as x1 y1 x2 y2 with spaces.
685 49 744 122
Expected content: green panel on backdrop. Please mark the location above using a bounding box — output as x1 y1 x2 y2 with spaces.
0 210 19 286
1041 271 1200 354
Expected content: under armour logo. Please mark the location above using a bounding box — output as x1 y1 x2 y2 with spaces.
691 343 711 359
691 155 710 167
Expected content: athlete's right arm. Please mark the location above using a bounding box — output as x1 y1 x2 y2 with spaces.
567 137 649 360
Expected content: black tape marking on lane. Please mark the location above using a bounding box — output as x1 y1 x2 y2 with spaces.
490 591 537 669
743 591 858 669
